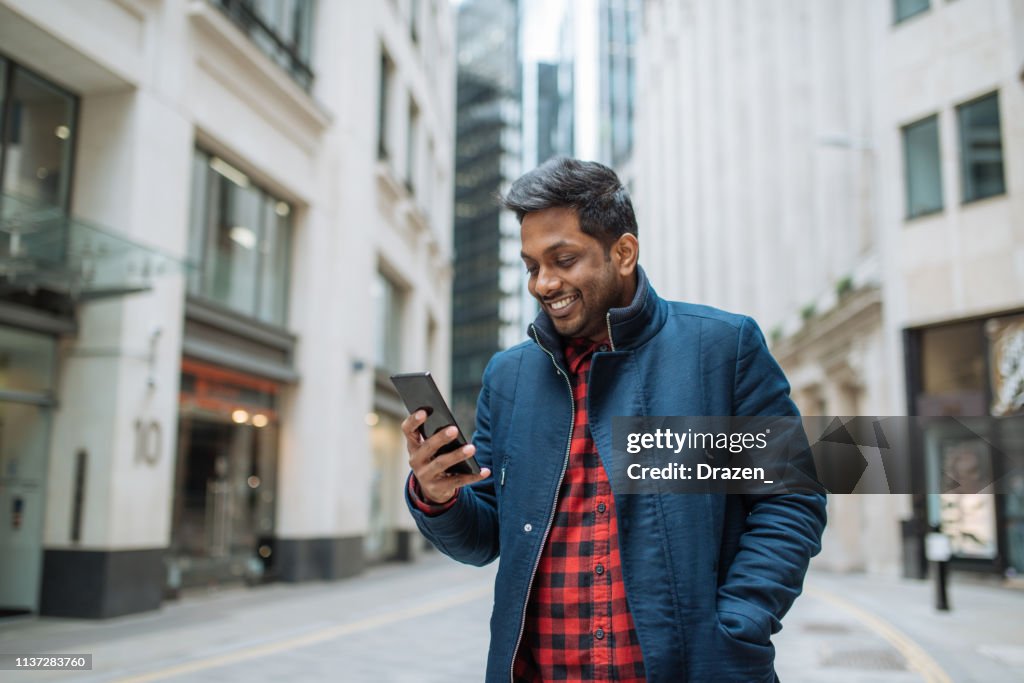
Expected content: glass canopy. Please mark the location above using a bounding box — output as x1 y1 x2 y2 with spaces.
0 192 192 301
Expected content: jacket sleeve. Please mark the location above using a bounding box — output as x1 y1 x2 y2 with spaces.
716 316 827 640
404 360 501 567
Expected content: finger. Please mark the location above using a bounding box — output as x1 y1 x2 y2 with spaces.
421 443 477 480
412 424 461 463
401 411 427 447
423 424 461 451
422 467 492 504
409 425 462 474
440 468 492 492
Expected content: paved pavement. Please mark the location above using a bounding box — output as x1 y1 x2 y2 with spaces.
1 552 1022 682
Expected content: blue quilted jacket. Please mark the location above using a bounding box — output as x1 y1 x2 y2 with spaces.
407 267 826 682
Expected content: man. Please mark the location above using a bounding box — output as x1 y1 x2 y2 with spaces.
403 158 826 682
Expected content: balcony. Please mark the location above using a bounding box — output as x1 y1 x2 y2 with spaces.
212 0 315 91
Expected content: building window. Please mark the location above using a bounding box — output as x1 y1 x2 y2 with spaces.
410 0 420 44
0 57 77 216
188 149 293 326
372 271 404 371
423 138 436 219
894 0 929 23
378 50 394 161
406 98 420 194
902 114 943 218
214 0 315 90
957 92 1005 203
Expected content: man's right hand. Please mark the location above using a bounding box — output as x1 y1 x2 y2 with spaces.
403 410 491 505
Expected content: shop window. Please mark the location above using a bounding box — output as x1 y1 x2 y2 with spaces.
958 92 1005 203
366 411 403 562
916 322 986 415
187 149 293 327
901 114 943 218
0 58 77 216
913 316 1024 574
173 359 280 587
0 327 55 395
985 317 1024 572
988 316 1024 417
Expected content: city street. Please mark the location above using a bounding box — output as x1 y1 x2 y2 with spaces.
3 2 1023 678
1 552 1022 682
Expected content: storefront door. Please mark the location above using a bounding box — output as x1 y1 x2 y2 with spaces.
365 412 403 563
912 315 1024 576
0 401 50 615
0 327 56 615
170 360 279 590
171 415 277 588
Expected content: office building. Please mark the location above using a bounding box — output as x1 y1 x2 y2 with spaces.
0 0 455 617
635 0 1024 578
451 0 522 425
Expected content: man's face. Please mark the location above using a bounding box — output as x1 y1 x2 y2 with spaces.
520 207 637 341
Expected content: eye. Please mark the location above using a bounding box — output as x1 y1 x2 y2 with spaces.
556 256 576 268
525 264 538 276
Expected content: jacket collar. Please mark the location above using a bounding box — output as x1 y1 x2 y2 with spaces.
530 265 667 356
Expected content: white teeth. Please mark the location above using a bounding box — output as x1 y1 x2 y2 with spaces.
550 295 578 310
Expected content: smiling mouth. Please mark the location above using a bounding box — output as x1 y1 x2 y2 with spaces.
547 293 580 313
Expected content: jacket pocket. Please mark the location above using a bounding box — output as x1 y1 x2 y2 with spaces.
716 607 771 647
713 609 776 681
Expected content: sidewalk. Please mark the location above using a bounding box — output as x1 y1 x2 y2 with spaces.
0 555 494 682
0 555 1021 681
785 570 1024 682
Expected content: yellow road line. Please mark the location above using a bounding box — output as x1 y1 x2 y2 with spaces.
806 585 953 683
111 583 492 683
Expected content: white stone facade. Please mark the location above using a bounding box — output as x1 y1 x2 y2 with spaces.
635 0 1023 575
0 0 454 614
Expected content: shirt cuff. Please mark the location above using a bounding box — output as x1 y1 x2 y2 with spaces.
408 474 458 516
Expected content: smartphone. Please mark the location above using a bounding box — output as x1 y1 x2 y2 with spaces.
390 371 481 476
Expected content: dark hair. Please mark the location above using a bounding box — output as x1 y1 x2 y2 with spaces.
500 157 638 248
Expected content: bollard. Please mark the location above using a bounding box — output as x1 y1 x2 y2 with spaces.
934 558 950 611
925 530 952 612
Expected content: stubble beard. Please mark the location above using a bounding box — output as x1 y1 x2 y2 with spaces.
548 269 623 341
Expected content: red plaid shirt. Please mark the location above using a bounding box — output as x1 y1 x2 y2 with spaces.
513 337 645 682
411 337 645 681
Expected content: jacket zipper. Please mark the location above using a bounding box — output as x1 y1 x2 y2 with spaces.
605 312 616 351
510 325 575 681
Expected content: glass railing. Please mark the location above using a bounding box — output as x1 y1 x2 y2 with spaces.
0 193 193 301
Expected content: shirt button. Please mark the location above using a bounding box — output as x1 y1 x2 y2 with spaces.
598 344 609 352
595 564 605 575
523 523 533 532
595 628 605 640
597 502 606 513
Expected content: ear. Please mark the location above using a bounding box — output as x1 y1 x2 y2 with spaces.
612 233 639 276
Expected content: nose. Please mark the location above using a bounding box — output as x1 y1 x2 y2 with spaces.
535 266 561 298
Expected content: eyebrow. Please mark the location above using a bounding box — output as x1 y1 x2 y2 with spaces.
521 240 574 260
